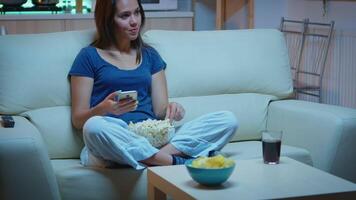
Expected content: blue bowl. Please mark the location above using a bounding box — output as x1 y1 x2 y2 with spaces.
185 160 235 186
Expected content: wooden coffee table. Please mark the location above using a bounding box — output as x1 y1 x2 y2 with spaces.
147 157 356 200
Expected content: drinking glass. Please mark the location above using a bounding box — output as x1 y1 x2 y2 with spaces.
262 131 283 164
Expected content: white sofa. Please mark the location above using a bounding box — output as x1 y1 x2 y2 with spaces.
0 29 355 200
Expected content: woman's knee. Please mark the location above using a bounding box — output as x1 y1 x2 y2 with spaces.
83 116 106 141
219 111 239 131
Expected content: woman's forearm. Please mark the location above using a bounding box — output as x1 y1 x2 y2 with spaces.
72 104 106 129
154 103 168 120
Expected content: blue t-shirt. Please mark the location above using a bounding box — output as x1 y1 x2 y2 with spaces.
68 46 166 124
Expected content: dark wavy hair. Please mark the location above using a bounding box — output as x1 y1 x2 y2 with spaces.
92 0 146 63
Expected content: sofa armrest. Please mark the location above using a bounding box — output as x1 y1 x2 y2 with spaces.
0 116 61 200
267 100 356 183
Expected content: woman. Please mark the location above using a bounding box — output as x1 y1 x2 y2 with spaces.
69 0 238 170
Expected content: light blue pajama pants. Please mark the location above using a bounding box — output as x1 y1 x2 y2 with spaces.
80 111 238 170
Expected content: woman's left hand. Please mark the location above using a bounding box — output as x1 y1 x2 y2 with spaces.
165 102 185 122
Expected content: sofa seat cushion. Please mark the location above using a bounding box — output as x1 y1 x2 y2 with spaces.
21 106 84 159
52 159 147 200
171 93 276 141
51 141 312 200
222 141 313 166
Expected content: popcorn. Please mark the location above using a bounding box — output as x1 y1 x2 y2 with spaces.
128 119 175 148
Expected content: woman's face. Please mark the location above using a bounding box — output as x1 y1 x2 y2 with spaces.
114 0 142 42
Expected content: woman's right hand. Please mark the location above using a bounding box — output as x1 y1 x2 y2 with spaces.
70 76 138 129
99 92 138 116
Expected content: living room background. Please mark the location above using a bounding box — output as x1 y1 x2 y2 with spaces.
1 0 355 109
194 0 356 109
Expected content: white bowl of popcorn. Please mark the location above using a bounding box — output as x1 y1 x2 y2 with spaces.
128 119 175 148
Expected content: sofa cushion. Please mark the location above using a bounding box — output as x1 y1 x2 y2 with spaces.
0 30 95 114
171 93 276 141
0 116 61 200
21 106 84 159
143 29 293 99
51 159 147 200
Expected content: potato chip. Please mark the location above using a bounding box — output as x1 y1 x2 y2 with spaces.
191 155 235 169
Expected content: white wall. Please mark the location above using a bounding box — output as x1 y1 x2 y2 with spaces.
252 0 356 32
254 0 287 29
194 0 356 32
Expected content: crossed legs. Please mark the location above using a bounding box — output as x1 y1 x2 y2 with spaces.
141 111 238 166
82 111 238 169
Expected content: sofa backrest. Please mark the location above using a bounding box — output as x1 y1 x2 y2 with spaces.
143 29 293 99
0 30 95 114
142 29 293 142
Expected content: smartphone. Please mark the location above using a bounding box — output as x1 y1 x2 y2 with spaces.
115 90 137 101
